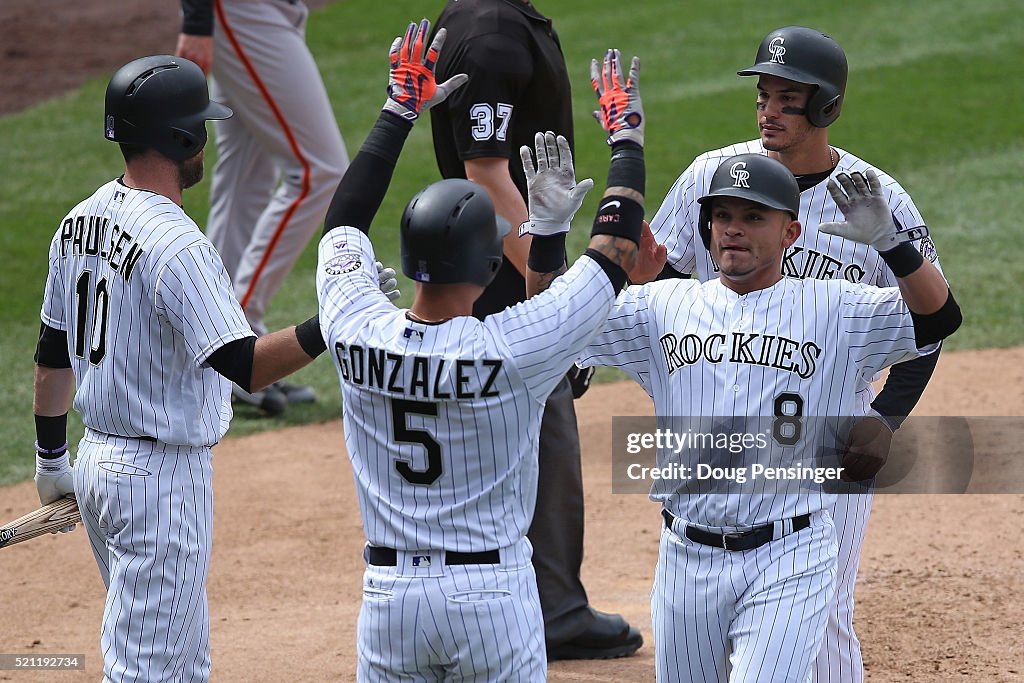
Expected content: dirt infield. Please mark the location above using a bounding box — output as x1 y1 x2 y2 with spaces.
1 347 1022 681
4 2 1022 679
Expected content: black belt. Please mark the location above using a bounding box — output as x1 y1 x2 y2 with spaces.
662 509 810 551
96 430 156 443
365 546 500 566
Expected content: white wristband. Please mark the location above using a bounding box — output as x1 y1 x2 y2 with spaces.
36 451 70 474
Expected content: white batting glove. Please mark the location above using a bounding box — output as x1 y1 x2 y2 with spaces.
34 452 76 533
591 49 644 147
820 170 929 252
518 131 594 237
376 260 400 302
382 21 468 122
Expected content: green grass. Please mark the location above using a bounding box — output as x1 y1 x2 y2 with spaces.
1 0 1021 484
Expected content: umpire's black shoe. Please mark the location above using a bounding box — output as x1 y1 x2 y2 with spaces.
546 608 643 661
231 383 287 416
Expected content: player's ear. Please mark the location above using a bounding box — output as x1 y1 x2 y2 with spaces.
782 219 801 248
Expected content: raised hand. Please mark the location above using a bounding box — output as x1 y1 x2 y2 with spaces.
591 49 644 147
820 170 928 251
383 20 468 122
519 131 594 237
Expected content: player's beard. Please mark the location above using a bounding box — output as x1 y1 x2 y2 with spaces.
178 152 205 190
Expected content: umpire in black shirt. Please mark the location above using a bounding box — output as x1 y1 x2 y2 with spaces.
430 0 643 661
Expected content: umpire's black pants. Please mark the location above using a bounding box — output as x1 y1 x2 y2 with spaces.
528 376 589 642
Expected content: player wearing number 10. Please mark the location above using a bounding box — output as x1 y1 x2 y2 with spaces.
32 55 333 681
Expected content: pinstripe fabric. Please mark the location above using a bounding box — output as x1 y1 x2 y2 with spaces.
578 274 927 681
578 276 924 528
318 228 616 679
653 512 837 683
40 179 253 446
649 141 931 287
43 179 255 682
357 539 544 682
74 430 212 683
649 141 941 683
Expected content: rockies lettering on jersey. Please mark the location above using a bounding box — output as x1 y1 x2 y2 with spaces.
660 331 821 378
651 140 939 287
648 139 943 683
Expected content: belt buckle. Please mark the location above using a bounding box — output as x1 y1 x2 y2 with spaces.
721 531 746 550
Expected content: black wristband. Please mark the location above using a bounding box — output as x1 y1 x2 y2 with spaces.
585 248 629 294
879 242 925 278
607 142 645 195
35 414 68 453
527 234 567 273
295 315 327 359
592 194 644 244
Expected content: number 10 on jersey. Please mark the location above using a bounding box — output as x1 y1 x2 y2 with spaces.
74 270 109 364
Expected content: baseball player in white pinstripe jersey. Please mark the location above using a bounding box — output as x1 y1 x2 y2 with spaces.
30 55 387 682
634 27 943 682
316 29 645 680
577 148 961 681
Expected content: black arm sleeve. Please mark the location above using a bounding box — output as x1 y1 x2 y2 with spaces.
870 348 941 430
323 112 414 237
206 336 257 392
35 323 71 368
909 289 962 348
180 0 214 36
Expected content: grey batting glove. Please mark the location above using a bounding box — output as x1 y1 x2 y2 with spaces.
518 131 595 237
590 49 644 147
382 21 468 122
376 260 400 302
820 170 929 251
34 452 76 533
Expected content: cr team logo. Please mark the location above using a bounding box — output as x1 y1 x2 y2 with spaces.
768 36 787 64
730 161 750 188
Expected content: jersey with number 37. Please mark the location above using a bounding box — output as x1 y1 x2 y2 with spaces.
317 228 616 552
577 276 929 528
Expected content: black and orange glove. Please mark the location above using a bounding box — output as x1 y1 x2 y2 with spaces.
590 49 644 147
383 19 468 122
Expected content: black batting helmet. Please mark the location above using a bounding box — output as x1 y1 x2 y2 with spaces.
400 179 509 288
738 26 848 128
697 154 801 249
104 55 231 161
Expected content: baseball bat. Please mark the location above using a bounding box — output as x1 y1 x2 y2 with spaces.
0 496 81 550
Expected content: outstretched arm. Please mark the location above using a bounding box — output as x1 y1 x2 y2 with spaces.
323 20 467 237
522 50 647 297
821 171 961 481
821 171 961 346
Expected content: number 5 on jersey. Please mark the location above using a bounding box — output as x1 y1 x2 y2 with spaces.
391 398 443 485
